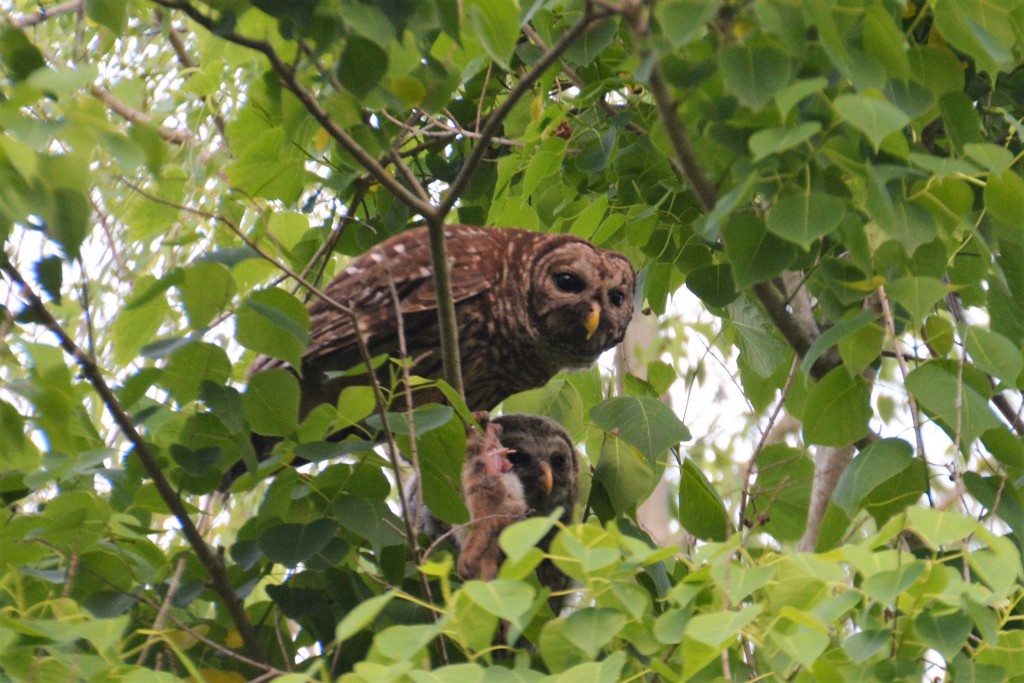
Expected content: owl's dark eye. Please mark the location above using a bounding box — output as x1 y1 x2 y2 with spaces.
550 454 566 470
553 272 586 294
609 290 626 307
508 451 530 467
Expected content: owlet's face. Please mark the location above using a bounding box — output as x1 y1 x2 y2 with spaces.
492 414 579 518
527 240 635 367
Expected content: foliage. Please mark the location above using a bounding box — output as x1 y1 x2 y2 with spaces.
1 0 1024 680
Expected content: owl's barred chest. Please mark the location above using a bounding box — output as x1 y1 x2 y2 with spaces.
457 290 557 408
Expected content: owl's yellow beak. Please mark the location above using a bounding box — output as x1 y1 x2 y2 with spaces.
539 461 554 495
584 302 601 340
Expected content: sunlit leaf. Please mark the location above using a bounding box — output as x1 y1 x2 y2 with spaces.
719 45 793 110
834 93 910 150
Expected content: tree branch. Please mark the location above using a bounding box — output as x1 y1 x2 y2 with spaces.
0 257 265 663
433 6 613 221
89 83 195 145
424 6 614 396
150 0 436 220
9 0 82 28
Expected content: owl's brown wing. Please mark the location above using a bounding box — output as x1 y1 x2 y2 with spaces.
302 225 508 369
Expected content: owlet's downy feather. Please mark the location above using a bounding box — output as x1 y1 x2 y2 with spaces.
453 414 579 590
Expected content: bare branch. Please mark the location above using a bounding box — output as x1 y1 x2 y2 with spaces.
9 0 82 28
89 83 195 145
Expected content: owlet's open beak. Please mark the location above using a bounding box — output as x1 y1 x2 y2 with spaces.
539 461 554 495
584 302 601 340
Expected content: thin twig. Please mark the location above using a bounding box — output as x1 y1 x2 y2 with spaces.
9 0 83 27
137 558 186 665
435 6 612 219
737 355 800 535
384 263 449 665
877 286 927 461
151 0 435 219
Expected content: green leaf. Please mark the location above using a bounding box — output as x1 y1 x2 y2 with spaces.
374 624 441 661
47 188 91 260
226 127 306 203
257 519 337 566
590 436 655 518
719 45 793 111
837 323 885 375
685 264 738 308
906 362 1002 446
749 122 821 160
85 0 127 33
406 413 467 525
885 276 949 325
235 288 309 369
843 630 892 663
339 36 388 97
933 0 1016 76
342 3 396 47
685 605 762 647
750 444 813 542
915 611 974 660
0 400 39 472
564 608 626 658
832 438 928 525
907 507 979 548
112 278 170 365
331 495 406 551
244 368 300 437
0 27 46 81
654 0 719 47
679 459 729 541
368 405 455 436
774 78 828 119
503 378 585 437
766 191 846 251
465 0 519 70
161 341 232 406
966 142 1014 173
33 256 62 304
169 444 222 477
179 262 235 330
834 93 910 150
802 368 872 447
590 396 691 461
965 326 1023 387
800 310 878 377
499 513 559 563
862 561 925 603
985 169 1024 226
463 580 535 628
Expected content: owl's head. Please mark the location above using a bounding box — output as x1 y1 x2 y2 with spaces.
527 237 636 366
492 414 579 519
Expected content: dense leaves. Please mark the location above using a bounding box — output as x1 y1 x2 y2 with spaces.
1 0 1024 680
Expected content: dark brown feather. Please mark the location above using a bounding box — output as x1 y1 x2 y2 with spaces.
248 224 635 455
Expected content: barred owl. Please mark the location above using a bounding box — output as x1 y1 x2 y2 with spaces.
252 225 635 428
456 413 579 589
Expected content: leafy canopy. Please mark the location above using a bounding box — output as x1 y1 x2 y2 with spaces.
1 0 1024 680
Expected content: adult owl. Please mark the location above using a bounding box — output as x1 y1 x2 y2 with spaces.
251 225 635 447
454 413 580 590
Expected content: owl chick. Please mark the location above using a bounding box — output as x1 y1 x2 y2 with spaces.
457 420 528 581
454 414 579 587
251 225 635 434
